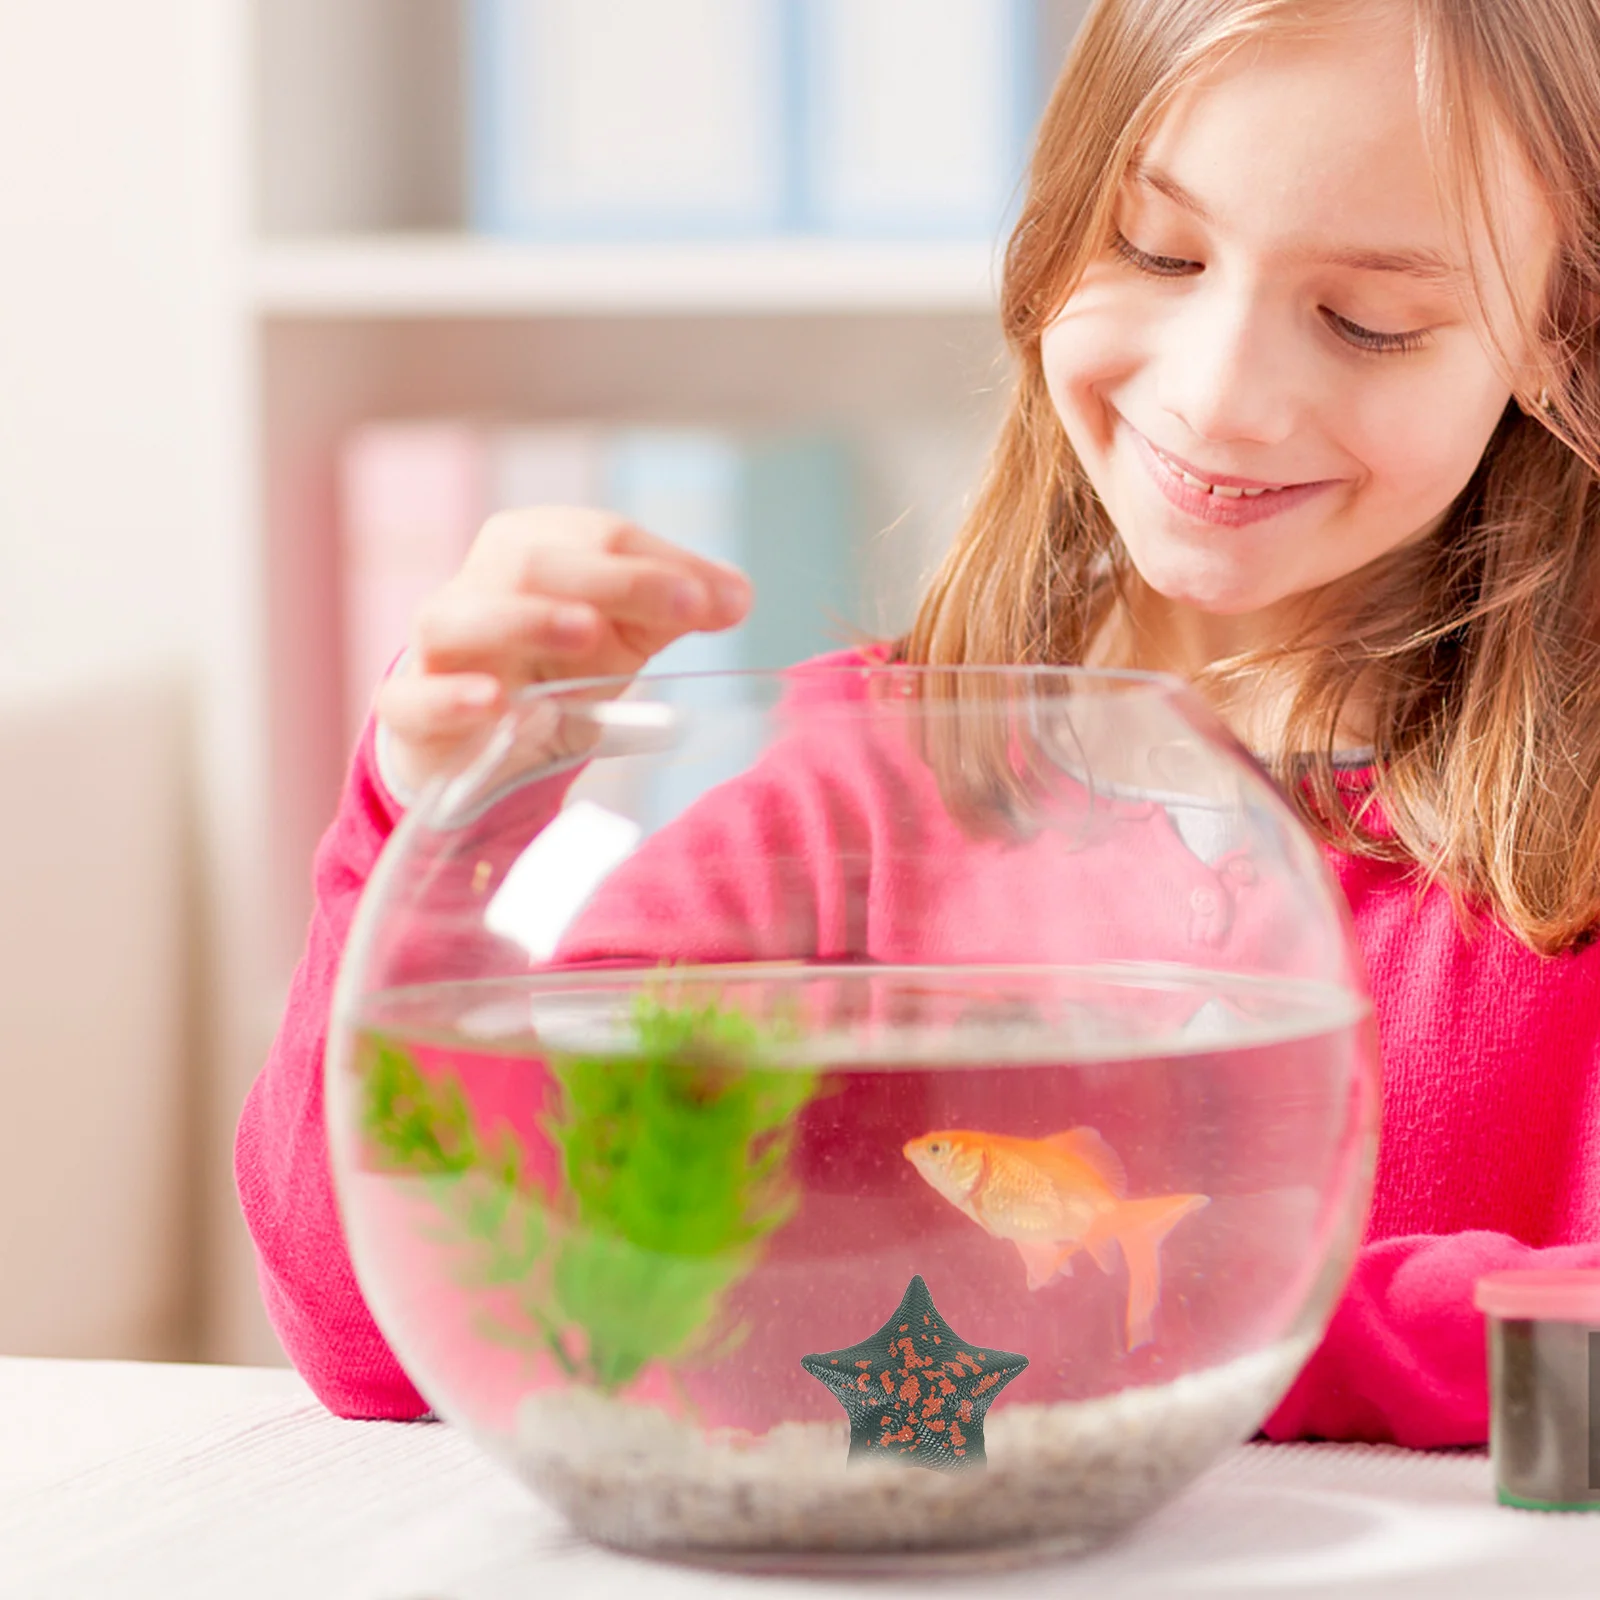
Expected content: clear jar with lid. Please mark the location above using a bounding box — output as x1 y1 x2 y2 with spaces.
1475 1270 1600 1512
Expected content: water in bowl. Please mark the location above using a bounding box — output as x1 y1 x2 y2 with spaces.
331 963 1371 1567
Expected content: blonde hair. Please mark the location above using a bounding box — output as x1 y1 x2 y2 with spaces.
901 0 1600 956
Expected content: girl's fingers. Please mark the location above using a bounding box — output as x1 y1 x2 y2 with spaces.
507 542 751 634
375 671 511 797
375 671 506 752
379 512 756 795
592 520 753 606
412 591 602 674
484 509 749 604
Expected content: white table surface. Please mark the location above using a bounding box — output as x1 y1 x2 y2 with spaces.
2 1356 1597 1600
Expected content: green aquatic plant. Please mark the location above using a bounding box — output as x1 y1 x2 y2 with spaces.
545 996 817 1390
357 993 817 1393
359 1033 548 1289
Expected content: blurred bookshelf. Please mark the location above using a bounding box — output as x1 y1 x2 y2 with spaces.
254 2 1090 238
0 0 1092 1375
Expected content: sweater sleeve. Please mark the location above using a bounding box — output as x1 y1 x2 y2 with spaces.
1262 1230 1600 1446
234 717 428 1420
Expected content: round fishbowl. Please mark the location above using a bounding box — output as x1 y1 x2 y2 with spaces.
326 663 1378 1570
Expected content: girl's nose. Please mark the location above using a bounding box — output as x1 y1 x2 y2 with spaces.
1156 293 1299 449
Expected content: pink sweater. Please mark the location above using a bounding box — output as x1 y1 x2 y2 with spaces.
236 657 1600 1443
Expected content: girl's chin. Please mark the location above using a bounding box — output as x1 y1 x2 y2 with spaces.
1124 556 1290 619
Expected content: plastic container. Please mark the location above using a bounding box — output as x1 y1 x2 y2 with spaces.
327 663 1381 1569
1476 1270 1600 1511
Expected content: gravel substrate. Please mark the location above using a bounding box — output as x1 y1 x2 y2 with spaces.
512 1336 1315 1566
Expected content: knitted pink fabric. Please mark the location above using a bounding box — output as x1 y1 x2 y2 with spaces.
235 656 1600 1441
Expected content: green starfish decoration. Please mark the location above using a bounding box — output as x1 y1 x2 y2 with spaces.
800 1274 1028 1473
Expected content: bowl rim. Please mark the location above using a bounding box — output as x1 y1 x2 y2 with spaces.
504 660 1194 708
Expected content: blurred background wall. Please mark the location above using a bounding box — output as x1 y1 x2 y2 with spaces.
0 0 1087 1368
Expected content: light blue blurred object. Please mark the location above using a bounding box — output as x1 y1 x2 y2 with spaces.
793 0 1042 237
739 433 857 667
472 0 1043 241
604 431 747 830
605 431 746 679
602 429 857 828
604 428 858 674
472 0 791 238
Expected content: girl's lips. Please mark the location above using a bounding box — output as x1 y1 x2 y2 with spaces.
1128 427 1337 528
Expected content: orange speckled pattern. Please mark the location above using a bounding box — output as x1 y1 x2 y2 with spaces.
800 1275 1028 1473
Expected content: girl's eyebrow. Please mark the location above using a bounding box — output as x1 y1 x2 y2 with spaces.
1313 244 1464 284
1134 163 1465 284
1135 163 1218 223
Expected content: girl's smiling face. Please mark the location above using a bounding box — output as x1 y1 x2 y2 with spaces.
1041 18 1556 657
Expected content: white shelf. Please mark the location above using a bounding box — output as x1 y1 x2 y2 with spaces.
249 235 1005 317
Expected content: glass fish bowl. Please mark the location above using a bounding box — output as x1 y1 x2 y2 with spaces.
326 663 1378 1571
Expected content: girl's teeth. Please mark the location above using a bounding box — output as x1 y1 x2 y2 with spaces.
1165 455 1279 497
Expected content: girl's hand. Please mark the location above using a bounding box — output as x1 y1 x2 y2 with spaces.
375 506 752 796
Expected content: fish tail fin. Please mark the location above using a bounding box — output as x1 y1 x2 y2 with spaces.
1107 1193 1210 1350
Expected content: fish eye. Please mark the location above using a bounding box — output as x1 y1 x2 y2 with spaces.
928 1141 945 1155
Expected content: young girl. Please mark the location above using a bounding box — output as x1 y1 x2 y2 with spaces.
238 0 1600 1444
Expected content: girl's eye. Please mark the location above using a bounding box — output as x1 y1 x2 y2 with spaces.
1111 228 1432 354
1324 309 1431 356
1112 231 1200 278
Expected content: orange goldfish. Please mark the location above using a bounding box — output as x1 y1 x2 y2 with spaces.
902 1127 1208 1351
